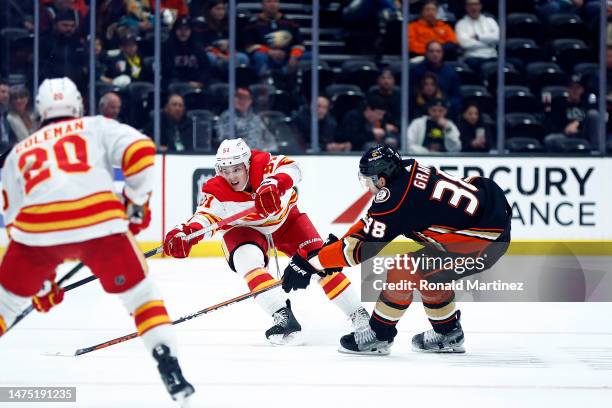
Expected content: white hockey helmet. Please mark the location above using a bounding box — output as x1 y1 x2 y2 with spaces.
215 138 252 174
36 77 83 121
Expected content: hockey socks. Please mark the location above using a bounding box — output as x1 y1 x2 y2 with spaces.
370 291 413 341
316 271 358 316
0 283 30 337
119 278 178 356
244 268 286 315
421 290 460 334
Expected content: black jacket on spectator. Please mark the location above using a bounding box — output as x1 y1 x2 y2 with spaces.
547 97 596 138
411 61 462 118
457 118 493 152
368 86 401 128
292 108 338 150
40 32 86 88
337 108 394 151
194 16 229 50
0 110 18 152
145 114 194 152
162 34 212 85
242 13 304 57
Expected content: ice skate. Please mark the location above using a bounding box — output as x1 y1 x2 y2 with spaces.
349 306 374 341
411 322 465 353
152 345 195 406
338 322 393 356
265 300 303 345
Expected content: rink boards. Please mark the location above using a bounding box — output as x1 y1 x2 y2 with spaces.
1 155 612 253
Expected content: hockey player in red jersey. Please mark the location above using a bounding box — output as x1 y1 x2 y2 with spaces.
282 145 511 355
0 78 194 405
163 138 370 344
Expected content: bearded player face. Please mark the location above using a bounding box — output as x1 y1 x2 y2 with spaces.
220 164 249 191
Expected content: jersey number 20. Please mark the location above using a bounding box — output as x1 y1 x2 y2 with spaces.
430 169 479 216
18 135 90 194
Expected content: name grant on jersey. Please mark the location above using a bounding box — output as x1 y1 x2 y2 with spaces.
15 120 85 154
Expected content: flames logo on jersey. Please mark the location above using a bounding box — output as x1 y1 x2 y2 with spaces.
265 30 293 48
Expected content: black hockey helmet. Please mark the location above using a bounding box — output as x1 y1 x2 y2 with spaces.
358 145 404 187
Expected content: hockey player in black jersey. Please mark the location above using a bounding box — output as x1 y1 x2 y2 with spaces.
282 145 511 355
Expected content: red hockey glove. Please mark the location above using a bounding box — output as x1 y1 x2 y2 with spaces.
163 223 205 258
123 192 151 235
255 178 283 217
32 280 64 313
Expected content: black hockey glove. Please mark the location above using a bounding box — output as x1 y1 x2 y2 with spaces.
282 251 318 293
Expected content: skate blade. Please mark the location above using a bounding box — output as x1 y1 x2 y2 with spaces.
267 331 304 346
412 345 466 354
337 345 391 356
172 387 195 408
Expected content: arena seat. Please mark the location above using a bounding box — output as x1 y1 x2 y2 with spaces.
507 13 542 43
506 137 544 153
505 86 541 114
505 113 546 140
552 39 593 73
460 85 495 115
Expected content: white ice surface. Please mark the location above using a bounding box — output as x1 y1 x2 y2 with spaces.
1 257 612 408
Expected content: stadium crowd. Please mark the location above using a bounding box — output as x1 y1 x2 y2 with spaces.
0 0 610 154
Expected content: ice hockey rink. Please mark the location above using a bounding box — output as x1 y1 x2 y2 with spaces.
1 256 611 408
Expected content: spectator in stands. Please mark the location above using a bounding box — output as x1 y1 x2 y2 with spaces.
0 79 17 151
106 33 150 86
547 74 599 144
39 10 87 88
99 92 123 121
411 72 445 119
406 98 461 153
95 38 114 85
162 17 212 90
195 0 250 71
242 0 305 78
98 0 130 47
41 0 88 34
411 41 462 119
535 0 584 21
292 96 340 151
455 0 499 73
146 93 193 152
368 68 401 134
408 0 458 57
336 94 399 152
6 85 37 142
216 88 278 151
457 103 492 152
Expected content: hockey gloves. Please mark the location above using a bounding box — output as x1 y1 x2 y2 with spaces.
164 223 205 258
32 280 64 313
255 178 283 217
123 192 151 235
282 249 318 293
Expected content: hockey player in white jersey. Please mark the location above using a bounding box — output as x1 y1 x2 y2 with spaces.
163 138 371 345
0 78 194 406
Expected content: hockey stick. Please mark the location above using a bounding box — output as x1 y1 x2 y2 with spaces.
68 281 282 357
6 206 256 335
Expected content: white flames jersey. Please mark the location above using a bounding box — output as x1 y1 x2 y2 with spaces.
188 150 301 236
1 116 156 246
